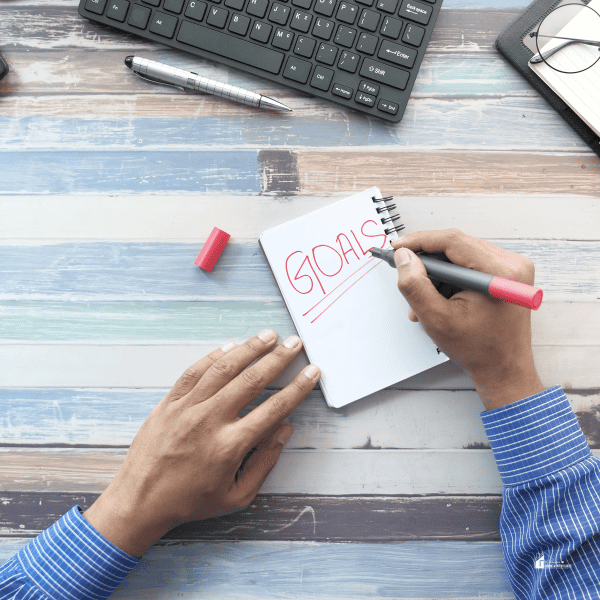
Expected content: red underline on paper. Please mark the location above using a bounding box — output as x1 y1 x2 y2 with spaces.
310 261 383 324
302 257 376 317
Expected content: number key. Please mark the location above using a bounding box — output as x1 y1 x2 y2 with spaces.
312 17 334 40
291 10 312 32
314 0 335 17
292 0 312 7
268 2 291 24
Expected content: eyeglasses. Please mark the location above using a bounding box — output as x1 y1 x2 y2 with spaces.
529 2 600 74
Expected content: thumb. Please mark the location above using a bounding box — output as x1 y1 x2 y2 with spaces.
235 425 292 499
394 248 449 323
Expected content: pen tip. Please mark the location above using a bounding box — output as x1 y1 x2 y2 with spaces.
124 56 133 69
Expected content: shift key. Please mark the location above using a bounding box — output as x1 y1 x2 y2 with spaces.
359 58 409 89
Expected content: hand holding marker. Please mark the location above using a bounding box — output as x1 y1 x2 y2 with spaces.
370 247 543 310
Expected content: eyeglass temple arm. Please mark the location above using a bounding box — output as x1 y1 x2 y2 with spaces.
530 35 600 64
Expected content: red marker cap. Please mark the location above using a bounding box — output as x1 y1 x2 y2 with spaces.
195 227 230 272
488 277 543 310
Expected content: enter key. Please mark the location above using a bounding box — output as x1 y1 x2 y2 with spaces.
378 40 417 68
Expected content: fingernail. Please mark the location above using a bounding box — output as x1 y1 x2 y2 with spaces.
258 329 276 342
303 364 320 380
277 427 293 446
394 248 411 266
283 335 302 349
221 341 236 353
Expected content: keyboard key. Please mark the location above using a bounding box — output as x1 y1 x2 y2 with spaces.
164 0 185 12
338 50 359 73
142 0 160 5
355 90 375 106
292 0 312 7
314 0 335 17
107 0 129 21
177 20 285 73
294 35 316 57
229 12 250 34
359 80 379 95
268 2 290 24
283 56 312 82
310 65 334 90
250 20 272 41
315 42 337 64
185 0 207 20
332 83 353 98
356 0 374 5
378 98 398 114
272 27 294 49
380 16 402 39
149 11 178 36
376 0 396 12
312 17 334 40
247 0 269 17
421 0 436 3
85 0 108 15
128 3 151 27
291 10 312 32
358 9 379 31
360 58 409 89
207 5 229 26
402 23 424 46
399 0 431 25
356 32 377 54
334 24 356 47
336 2 358 24
225 0 245 8
378 40 416 67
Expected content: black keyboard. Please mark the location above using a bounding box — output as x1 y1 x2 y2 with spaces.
79 0 442 122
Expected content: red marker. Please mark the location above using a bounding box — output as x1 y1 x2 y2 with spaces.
195 227 230 272
370 247 543 310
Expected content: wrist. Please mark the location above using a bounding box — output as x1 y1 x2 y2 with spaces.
82 486 173 559
471 353 545 411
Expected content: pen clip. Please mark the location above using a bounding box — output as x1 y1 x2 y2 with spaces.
131 70 185 91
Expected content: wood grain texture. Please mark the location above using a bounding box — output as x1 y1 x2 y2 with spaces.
1 388 598 449
0 538 515 599
0 492 503 541
0 241 598 300
0 194 597 241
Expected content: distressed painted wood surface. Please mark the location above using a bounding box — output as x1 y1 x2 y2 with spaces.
1 0 599 598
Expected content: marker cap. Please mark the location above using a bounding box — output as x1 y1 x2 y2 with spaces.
488 277 543 310
195 227 230 272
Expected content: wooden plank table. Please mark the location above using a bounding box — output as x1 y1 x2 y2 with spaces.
1 0 599 597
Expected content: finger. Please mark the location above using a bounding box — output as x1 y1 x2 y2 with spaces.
408 309 419 322
211 334 305 416
238 364 320 448
166 341 237 402
234 425 292 504
188 329 278 404
391 229 525 280
395 248 450 325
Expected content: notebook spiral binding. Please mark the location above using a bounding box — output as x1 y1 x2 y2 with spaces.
371 195 405 236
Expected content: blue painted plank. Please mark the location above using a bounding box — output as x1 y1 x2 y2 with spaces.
0 241 597 299
0 539 515 598
0 151 260 194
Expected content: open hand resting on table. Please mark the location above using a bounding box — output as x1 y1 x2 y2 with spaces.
392 229 545 411
83 330 320 559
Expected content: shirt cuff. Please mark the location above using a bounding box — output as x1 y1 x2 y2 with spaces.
16 505 139 600
480 385 592 487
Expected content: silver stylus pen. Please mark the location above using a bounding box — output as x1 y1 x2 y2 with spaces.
124 55 291 112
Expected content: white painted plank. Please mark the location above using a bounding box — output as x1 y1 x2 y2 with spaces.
0 343 597 389
0 194 598 241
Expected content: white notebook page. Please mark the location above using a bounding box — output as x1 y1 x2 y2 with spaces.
529 0 600 136
260 187 448 408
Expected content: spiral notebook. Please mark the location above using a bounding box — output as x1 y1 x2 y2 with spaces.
259 187 448 408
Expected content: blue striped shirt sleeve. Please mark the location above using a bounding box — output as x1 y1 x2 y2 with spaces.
481 385 600 599
0 505 138 600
